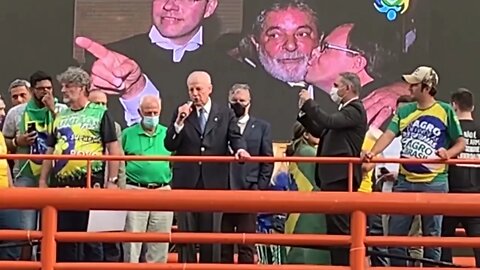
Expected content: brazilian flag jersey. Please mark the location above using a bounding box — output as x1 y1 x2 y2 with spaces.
388 102 463 183
48 103 115 187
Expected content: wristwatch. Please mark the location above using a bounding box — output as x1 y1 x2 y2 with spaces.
108 177 119 184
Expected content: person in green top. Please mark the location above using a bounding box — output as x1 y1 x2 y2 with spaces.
363 66 466 266
121 95 173 263
284 122 330 265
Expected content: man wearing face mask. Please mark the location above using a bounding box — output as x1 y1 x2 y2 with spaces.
121 94 173 263
298 72 367 266
221 84 274 264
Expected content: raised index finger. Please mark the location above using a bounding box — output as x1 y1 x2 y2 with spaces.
75 36 110 59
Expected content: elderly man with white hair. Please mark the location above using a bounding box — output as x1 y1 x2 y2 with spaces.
121 94 173 263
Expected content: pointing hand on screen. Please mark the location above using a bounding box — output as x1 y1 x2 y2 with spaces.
75 37 146 99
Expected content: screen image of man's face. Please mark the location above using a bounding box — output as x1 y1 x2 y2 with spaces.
306 24 367 91
152 0 217 43
255 7 319 83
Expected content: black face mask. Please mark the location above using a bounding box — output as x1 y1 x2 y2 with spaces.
230 102 247 118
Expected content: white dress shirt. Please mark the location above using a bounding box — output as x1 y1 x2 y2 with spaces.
148 26 203 63
237 114 250 135
119 26 204 126
174 98 211 134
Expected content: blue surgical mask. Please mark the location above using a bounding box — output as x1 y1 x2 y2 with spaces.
142 116 159 129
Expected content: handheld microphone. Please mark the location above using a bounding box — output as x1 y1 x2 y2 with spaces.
179 101 193 120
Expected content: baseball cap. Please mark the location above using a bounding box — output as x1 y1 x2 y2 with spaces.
402 66 439 88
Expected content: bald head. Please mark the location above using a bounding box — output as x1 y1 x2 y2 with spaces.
187 71 212 85
139 95 161 117
88 89 107 106
187 71 212 107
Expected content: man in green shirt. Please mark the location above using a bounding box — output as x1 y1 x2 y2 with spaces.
363 66 465 266
121 94 173 263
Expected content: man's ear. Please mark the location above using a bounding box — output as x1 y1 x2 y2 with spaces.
204 0 218 18
352 54 367 73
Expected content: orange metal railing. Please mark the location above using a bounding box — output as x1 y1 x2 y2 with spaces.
0 154 479 270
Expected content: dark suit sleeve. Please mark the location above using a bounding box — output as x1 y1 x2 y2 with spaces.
301 99 360 129
164 110 183 152
297 114 325 138
259 121 274 190
227 110 247 152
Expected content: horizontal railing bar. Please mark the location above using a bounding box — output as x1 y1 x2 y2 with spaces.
54 263 349 270
0 261 40 269
2 189 480 216
366 236 480 247
55 232 351 245
3 231 480 249
0 230 42 240
0 154 479 165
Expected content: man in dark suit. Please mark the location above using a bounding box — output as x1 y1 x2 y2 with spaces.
297 72 367 266
164 71 250 263
221 84 274 264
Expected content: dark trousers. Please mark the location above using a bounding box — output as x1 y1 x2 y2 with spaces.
441 216 480 267
221 213 256 264
176 178 222 263
57 211 89 262
83 243 123 262
321 179 358 266
368 214 389 266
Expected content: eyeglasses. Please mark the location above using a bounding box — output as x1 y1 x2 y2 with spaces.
319 41 362 56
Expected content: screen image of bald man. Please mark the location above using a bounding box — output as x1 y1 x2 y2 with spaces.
298 72 367 266
164 71 249 263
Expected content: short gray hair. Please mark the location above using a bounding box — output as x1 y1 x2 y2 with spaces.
139 94 161 108
339 72 361 94
252 0 318 39
9 79 30 92
57 67 90 87
229 83 251 99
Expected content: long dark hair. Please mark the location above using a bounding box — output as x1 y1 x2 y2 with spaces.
285 122 306 157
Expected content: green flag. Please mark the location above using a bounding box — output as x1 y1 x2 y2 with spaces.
284 143 330 265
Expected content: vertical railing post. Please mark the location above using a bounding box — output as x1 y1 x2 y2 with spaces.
41 206 57 270
86 159 92 188
348 162 354 192
350 210 367 270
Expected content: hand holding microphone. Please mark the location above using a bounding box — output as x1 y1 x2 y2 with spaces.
176 101 193 125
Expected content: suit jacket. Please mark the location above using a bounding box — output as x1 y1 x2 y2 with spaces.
229 117 274 190
298 99 367 189
164 102 246 190
230 64 339 140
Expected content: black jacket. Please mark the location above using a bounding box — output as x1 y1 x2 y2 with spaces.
164 102 246 190
229 117 274 190
298 99 367 190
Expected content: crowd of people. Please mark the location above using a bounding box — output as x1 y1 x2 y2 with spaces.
0 64 478 268
0 0 478 267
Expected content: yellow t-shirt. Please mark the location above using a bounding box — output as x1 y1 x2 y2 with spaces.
358 127 383 193
0 132 10 188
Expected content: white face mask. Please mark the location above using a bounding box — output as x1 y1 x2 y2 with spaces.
330 87 343 104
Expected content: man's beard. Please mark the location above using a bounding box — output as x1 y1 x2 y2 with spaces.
258 48 309 83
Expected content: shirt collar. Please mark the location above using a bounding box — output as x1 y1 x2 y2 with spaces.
149 25 203 47
238 114 250 124
136 123 161 136
338 97 359 110
197 98 212 114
